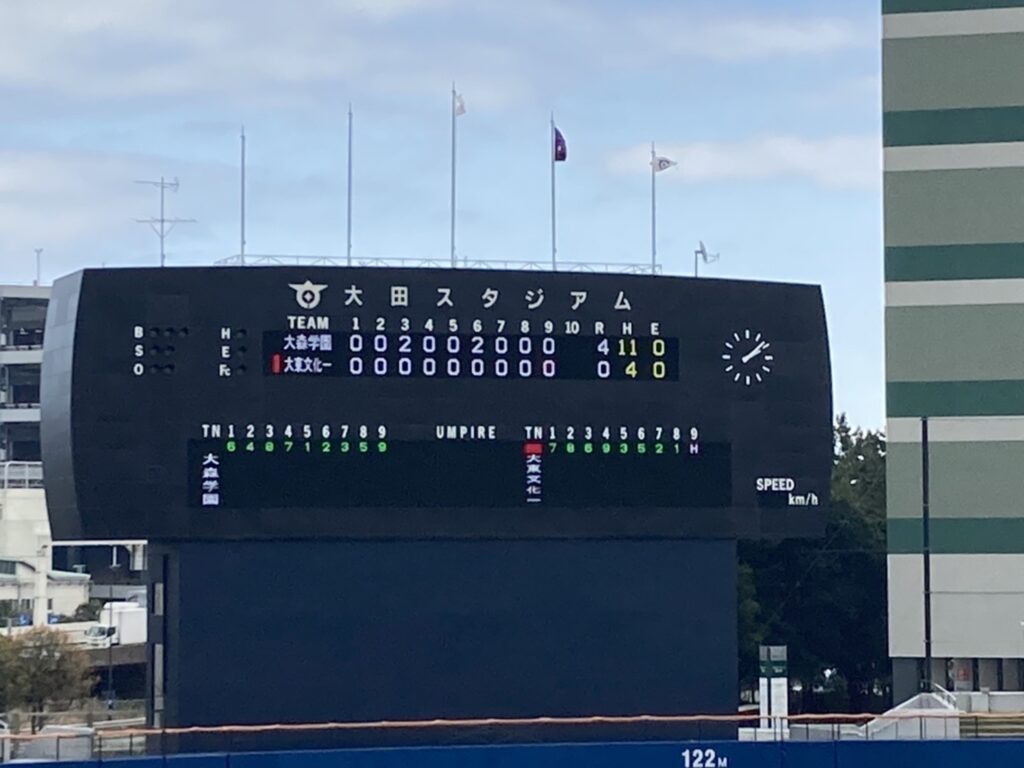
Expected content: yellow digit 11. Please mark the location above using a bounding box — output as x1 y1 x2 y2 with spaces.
618 338 637 357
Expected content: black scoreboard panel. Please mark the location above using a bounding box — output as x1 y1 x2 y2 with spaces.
41 267 831 541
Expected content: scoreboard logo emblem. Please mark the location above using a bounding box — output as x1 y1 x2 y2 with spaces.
289 280 328 310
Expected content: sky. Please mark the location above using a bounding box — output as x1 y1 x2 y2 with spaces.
0 0 883 427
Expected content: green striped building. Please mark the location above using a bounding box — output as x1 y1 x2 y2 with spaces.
885 0 1024 700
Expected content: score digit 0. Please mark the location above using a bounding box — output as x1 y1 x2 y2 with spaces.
652 338 666 380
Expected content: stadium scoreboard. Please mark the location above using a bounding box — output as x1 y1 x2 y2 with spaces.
41 267 831 540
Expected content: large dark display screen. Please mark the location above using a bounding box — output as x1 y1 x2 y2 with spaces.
41 267 831 540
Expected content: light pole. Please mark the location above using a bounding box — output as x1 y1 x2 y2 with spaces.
921 417 933 692
33 249 42 286
240 127 247 266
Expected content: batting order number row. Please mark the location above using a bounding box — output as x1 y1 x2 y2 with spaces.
197 425 702 441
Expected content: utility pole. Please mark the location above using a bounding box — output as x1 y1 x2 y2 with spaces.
33 248 42 286
133 177 196 267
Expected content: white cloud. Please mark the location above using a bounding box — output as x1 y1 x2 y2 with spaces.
0 0 873 110
0 145 367 279
0 150 147 245
331 0 457 22
0 2 878 276
607 135 881 191
0 148 236 280
632 17 869 61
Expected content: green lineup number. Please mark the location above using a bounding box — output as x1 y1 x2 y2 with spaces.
224 439 387 454
682 748 727 768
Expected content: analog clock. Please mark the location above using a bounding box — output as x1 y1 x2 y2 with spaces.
723 329 774 386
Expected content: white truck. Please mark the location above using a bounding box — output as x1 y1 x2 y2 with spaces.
85 602 146 648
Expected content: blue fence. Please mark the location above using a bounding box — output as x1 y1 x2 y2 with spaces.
29 739 1024 768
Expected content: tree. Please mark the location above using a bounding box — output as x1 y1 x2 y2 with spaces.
737 562 765 686
0 633 24 714
15 629 95 731
72 600 102 622
738 415 888 712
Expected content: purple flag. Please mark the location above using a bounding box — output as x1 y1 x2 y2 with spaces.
553 126 567 162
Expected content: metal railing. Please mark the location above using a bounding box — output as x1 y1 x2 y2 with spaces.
0 331 44 350
214 254 662 275
0 461 43 489
931 683 958 710
5 710 1024 760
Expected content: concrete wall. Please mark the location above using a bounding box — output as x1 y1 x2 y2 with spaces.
883 1 1024 676
0 486 90 618
889 552 1024 658
0 487 49 561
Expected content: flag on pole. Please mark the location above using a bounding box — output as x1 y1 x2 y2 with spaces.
454 92 466 116
553 126 567 162
652 156 677 172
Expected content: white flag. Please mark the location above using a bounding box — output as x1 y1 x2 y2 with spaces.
653 156 677 172
454 93 466 116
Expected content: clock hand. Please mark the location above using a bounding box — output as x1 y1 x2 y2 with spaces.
742 341 767 364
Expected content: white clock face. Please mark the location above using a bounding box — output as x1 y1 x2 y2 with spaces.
722 329 774 386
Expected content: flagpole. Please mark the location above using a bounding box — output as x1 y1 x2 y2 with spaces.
650 141 656 273
550 113 556 270
240 126 246 266
450 83 457 268
346 103 353 267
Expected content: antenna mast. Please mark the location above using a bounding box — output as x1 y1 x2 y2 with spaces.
134 177 196 267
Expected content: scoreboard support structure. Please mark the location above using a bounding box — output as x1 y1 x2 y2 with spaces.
147 538 739 750
41 267 832 750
